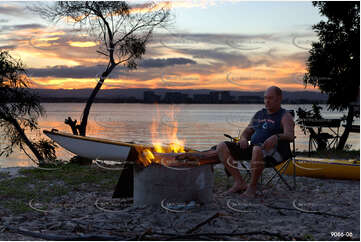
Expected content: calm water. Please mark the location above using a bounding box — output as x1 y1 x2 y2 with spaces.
0 103 359 167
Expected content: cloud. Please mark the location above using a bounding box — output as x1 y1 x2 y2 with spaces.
156 32 274 50
1 24 45 32
12 24 44 30
28 58 197 78
0 45 16 50
140 58 196 68
2 20 316 91
28 65 106 78
177 48 253 67
0 5 25 16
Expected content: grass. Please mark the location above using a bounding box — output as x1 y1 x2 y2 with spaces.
0 163 121 214
0 171 10 179
213 168 228 191
0 149 358 214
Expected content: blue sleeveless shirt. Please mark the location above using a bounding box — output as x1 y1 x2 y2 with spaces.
250 108 286 146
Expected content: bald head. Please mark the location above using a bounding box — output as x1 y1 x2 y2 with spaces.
266 86 282 97
264 86 282 114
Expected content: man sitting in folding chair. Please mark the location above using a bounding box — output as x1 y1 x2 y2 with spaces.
176 86 295 198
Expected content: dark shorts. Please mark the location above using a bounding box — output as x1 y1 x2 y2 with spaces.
224 141 286 167
224 141 253 161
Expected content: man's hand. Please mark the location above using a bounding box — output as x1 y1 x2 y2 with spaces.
263 135 278 151
238 136 249 149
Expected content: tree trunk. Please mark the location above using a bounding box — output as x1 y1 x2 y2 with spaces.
77 64 116 136
337 105 354 150
77 77 105 136
9 117 44 164
64 64 116 136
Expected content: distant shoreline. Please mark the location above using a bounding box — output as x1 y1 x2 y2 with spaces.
30 88 328 105
38 99 327 105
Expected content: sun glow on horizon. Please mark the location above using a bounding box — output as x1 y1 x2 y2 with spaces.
1 1 324 92
68 41 97 48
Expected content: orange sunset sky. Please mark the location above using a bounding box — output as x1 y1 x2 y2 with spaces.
0 1 325 92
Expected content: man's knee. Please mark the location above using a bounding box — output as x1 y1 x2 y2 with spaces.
216 141 228 152
251 146 264 166
252 146 262 155
216 142 230 162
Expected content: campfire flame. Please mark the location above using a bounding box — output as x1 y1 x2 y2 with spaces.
136 106 186 166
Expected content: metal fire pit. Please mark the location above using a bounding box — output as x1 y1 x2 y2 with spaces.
133 163 214 206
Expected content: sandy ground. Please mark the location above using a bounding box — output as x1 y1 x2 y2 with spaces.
0 165 359 241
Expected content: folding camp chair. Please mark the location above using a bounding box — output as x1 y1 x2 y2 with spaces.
261 137 296 190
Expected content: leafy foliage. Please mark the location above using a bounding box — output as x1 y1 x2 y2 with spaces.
33 139 58 162
304 1 360 111
0 51 56 164
296 104 323 135
305 2 360 150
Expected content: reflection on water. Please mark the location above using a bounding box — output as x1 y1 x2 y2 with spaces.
0 103 359 168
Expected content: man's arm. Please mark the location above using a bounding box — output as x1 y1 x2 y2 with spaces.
240 112 257 141
238 115 256 149
240 126 254 141
263 112 295 151
279 112 295 142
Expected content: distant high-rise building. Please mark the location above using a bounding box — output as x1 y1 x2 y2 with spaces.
209 91 220 103
163 92 189 103
144 91 161 103
193 94 211 103
220 91 234 103
237 95 263 104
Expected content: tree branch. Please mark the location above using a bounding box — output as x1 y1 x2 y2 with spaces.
186 212 223 234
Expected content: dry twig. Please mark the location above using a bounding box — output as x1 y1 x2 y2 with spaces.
186 212 223 234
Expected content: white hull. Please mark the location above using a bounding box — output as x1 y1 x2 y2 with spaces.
44 130 134 161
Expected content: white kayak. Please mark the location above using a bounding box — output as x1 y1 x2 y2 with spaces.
43 130 196 163
43 130 149 161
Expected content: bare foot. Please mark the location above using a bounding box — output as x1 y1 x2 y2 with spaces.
239 186 257 199
223 183 248 195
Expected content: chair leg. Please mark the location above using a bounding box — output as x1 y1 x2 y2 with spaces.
273 167 293 190
264 160 289 185
264 159 296 191
292 157 296 190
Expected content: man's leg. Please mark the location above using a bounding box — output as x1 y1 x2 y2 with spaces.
242 146 264 197
175 149 219 163
217 142 247 194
